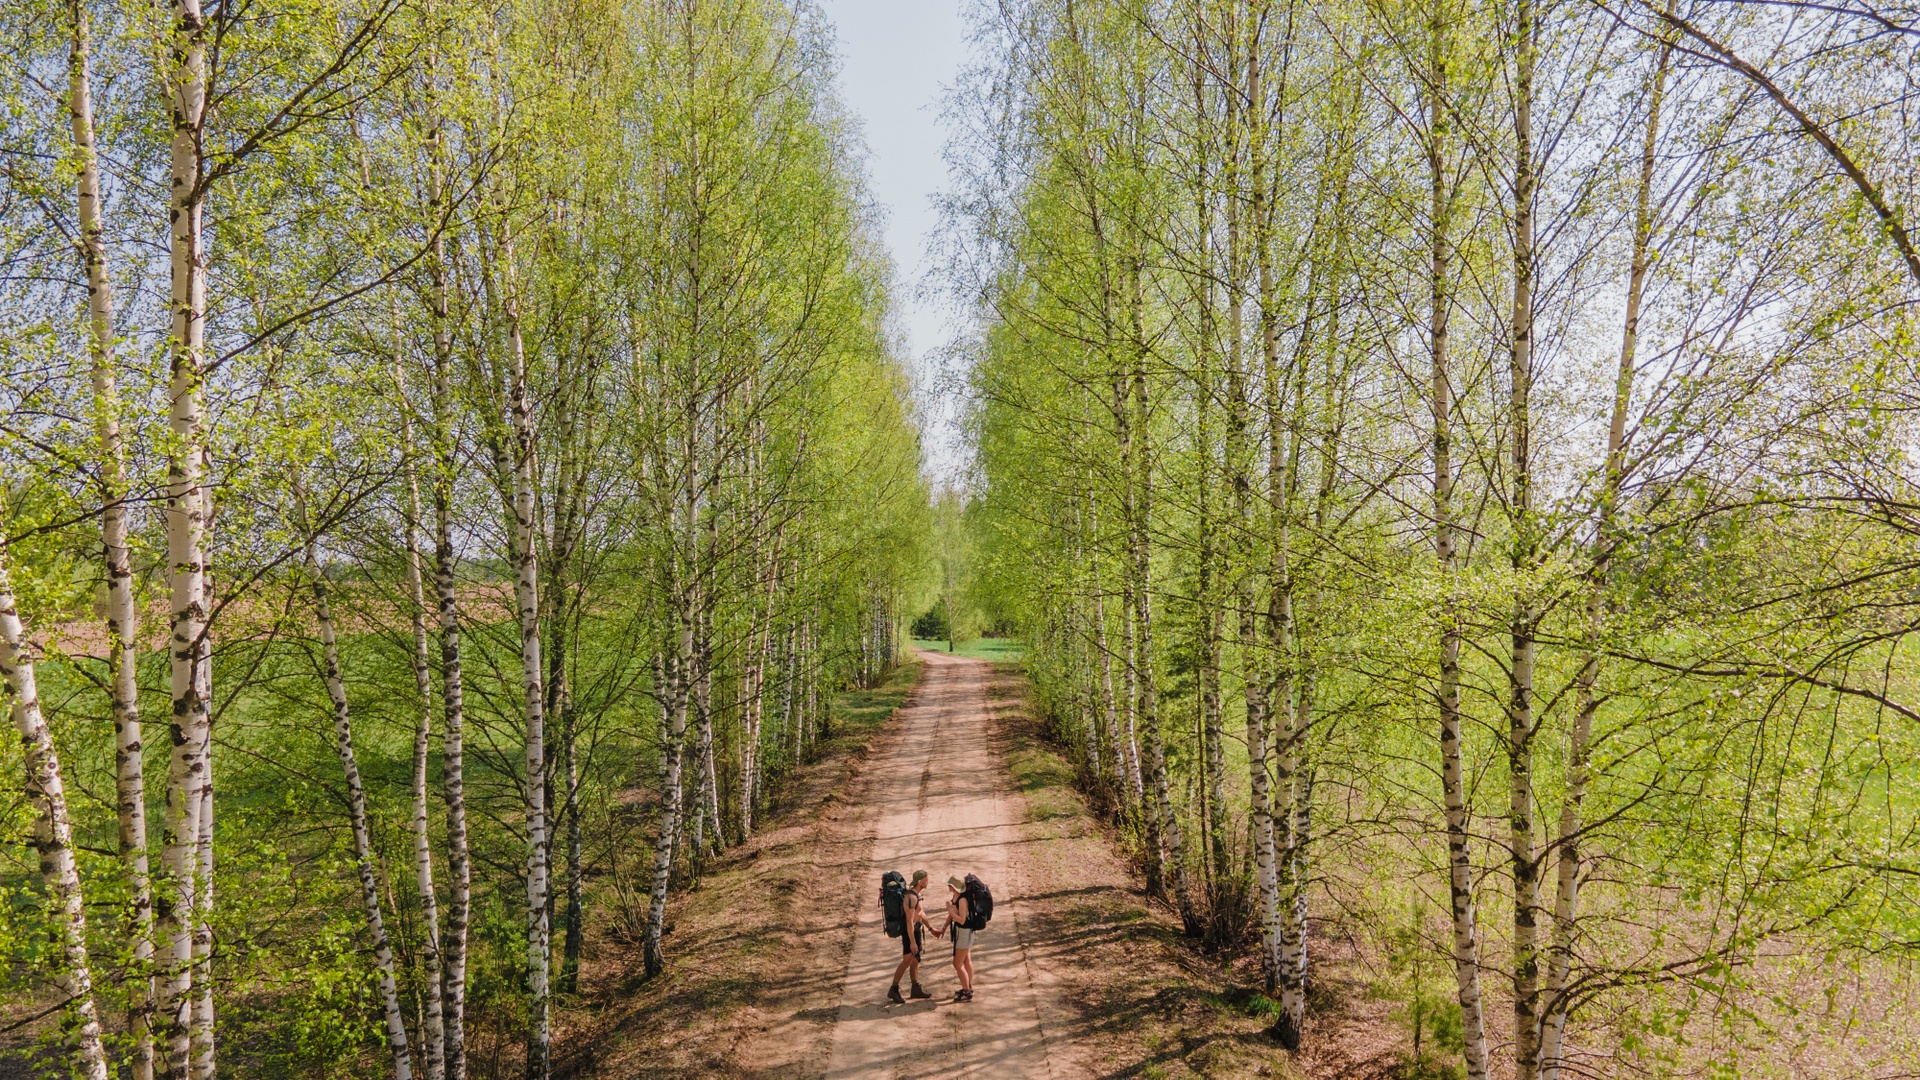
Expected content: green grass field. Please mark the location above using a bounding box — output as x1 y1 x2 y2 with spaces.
909 637 1025 662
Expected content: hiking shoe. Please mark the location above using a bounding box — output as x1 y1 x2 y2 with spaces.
908 983 932 1000
959 990 974 1002
887 984 904 1005
951 990 969 1002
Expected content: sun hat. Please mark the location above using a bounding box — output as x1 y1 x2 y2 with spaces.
948 875 965 891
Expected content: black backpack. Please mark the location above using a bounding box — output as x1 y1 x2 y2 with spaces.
880 871 908 938
962 874 993 931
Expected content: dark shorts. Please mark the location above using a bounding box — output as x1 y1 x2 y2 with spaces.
903 925 924 956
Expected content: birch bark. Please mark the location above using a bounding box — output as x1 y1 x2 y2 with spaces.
1240 24 1285 1005
1129 310 1194 932
191 642 213 1080
1539 36 1671 1078
68 2 154 1070
1093 567 1123 800
1426 5 1488 1071
1187 17 1232 926
1252 28 1316 1023
158 0 211 1067
1114 383 1146 826
1506 3 1542 1074
498 246 552 1080
780 624 799 775
542 392 589 999
645 642 690 977
396 347 447 1079
743 533 781 835
298 482 414 1080
429 165 472 1080
559 676 582 995
693 616 720 857
0 548 110 1080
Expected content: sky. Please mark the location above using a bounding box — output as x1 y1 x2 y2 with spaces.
817 0 972 484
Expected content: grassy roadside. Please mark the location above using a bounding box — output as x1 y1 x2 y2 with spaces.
555 658 923 1078
984 661 1290 1078
986 662 1407 1080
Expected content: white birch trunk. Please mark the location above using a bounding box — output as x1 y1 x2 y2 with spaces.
427 121 471 1080
693 626 720 857
741 644 763 836
1287 676 1314 1023
1133 424 1194 932
69 2 154 1069
742 543 780 836
645 644 690 978
1506 5 1542 1074
1540 41 1670 1078
804 617 821 744
781 624 799 773
559 680 582 995
159 0 211 1066
396 347 447 1079
1117 575 1143 814
499 254 551 1080
1081 611 1101 780
0 549 111 1080
1427 10 1488 1070
1245 672 1279 991
1273 659 1303 1039
1094 582 1123 799
191 702 213 1080
300 485 414 1080
1255 59 1308 1016
434 457 471 1080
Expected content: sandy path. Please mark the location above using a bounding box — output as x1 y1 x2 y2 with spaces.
824 649 1060 1079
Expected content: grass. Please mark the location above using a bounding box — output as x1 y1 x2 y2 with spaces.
984 663 1301 1078
908 636 1026 662
828 661 925 736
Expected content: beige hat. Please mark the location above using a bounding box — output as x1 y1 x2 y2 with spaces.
948 875 965 891
910 869 929 887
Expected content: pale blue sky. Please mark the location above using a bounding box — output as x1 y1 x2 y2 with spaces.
819 0 971 480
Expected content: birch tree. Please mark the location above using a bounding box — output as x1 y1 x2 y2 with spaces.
0 533 111 1080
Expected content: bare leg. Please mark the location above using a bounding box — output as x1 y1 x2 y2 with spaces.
892 936 924 988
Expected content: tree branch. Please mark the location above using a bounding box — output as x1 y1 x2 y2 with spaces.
1652 7 1920 286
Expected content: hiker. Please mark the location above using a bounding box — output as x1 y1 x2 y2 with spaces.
944 876 976 1002
886 869 939 1004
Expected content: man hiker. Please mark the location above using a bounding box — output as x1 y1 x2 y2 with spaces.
943 875 975 1002
888 869 939 1004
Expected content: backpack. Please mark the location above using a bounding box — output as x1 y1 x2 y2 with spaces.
880 871 908 938
962 874 993 931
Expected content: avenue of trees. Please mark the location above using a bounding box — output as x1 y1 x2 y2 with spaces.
948 0 1920 1075
0 0 927 1076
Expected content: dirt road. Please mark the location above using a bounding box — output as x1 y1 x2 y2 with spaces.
824 649 1060 1078
578 651 1308 1079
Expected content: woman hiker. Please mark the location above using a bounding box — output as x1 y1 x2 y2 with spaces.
944 875 975 1002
